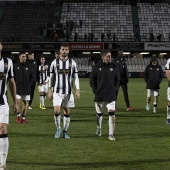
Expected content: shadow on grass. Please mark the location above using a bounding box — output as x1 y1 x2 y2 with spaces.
8 158 170 169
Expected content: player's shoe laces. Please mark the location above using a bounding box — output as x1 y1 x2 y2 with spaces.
108 135 116 141
42 106 46 110
55 128 62 139
96 128 102 136
127 107 135 111
16 116 21 124
146 104 150 111
153 108 156 113
63 132 70 139
39 103 42 109
0 165 8 170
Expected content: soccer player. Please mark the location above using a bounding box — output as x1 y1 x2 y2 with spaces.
27 52 38 109
112 50 134 111
165 58 170 123
144 56 164 113
90 49 120 141
14 52 35 124
0 41 18 170
48 43 80 139
38 55 49 110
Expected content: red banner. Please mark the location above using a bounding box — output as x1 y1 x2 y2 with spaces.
68 42 104 50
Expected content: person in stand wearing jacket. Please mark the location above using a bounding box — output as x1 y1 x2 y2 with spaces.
14 52 35 123
112 50 134 111
144 56 164 113
90 49 120 141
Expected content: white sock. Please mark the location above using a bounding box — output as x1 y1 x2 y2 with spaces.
108 115 115 136
63 115 70 132
41 97 45 106
0 136 9 166
97 114 103 129
54 114 61 129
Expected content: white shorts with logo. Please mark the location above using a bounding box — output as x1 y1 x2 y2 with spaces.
0 104 9 124
167 87 170 101
16 94 30 101
38 84 48 93
95 101 116 113
147 89 159 97
53 93 75 108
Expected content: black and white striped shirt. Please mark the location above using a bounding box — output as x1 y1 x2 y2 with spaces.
0 57 14 104
49 58 78 94
38 65 48 85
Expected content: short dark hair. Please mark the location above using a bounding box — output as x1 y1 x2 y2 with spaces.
28 52 34 55
40 55 45 59
19 52 26 56
55 50 60 55
60 43 70 49
100 49 111 57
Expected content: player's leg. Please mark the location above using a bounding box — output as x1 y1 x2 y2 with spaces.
62 94 75 139
0 105 9 169
167 88 170 124
53 93 63 139
63 107 71 139
42 84 48 110
21 99 29 124
16 95 21 124
146 89 151 111
38 85 43 109
153 90 159 113
95 102 104 137
107 101 116 141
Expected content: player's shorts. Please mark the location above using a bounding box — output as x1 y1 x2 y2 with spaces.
16 94 30 101
147 89 159 97
53 93 75 108
0 104 9 124
38 84 48 93
167 87 170 101
95 101 116 113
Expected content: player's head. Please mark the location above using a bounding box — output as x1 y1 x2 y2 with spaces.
28 52 34 60
60 43 69 58
0 39 3 52
151 56 158 66
40 55 45 64
55 50 60 59
19 52 27 63
117 50 123 57
100 49 111 64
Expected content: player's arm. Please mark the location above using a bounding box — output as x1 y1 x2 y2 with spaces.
166 70 170 81
9 77 18 114
74 72 80 100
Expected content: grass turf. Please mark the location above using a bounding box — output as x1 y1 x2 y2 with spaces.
7 78 170 170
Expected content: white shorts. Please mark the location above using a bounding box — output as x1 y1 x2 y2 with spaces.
0 104 9 124
16 94 30 101
147 89 159 97
38 84 48 93
53 93 75 108
95 101 116 113
167 87 170 101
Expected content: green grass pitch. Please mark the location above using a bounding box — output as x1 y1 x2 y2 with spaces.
7 78 170 170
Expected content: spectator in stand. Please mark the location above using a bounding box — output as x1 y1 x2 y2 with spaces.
79 19 83 28
101 33 105 42
84 33 87 42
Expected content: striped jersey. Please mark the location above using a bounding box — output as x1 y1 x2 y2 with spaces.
49 58 78 94
38 64 48 85
165 58 170 87
0 57 14 105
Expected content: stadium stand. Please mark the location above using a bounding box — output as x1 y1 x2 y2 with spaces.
138 3 170 42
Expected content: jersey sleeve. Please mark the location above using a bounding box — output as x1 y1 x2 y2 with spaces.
7 58 14 78
165 59 170 70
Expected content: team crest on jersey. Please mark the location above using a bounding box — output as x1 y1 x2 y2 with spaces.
157 68 159 71
17 67 19 69
26 67 28 70
4 63 8 69
110 68 113 71
99 68 101 71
